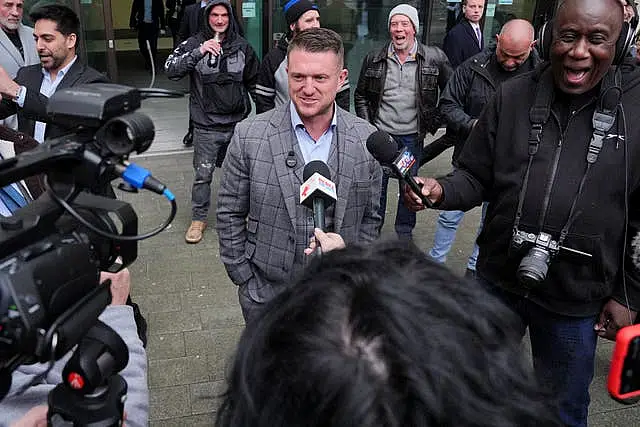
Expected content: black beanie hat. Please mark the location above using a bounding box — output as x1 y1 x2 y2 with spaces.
284 0 318 26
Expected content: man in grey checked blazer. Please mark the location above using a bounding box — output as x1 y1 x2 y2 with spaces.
217 28 382 324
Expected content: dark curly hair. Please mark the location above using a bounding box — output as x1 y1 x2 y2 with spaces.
216 239 561 427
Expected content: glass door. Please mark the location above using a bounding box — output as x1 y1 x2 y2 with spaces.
72 0 118 81
235 0 263 59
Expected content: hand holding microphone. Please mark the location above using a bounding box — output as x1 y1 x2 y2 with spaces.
365 130 439 209
304 228 346 256
403 176 443 212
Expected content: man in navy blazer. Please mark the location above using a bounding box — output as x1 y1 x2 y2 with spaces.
0 4 109 142
442 0 486 68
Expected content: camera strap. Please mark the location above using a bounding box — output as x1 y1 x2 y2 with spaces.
514 68 622 246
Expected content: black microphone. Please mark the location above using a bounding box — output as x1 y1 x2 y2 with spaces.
300 161 337 232
366 130 434 208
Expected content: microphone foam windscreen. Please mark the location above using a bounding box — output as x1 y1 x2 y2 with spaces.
366 130 397 164
303 160 331 181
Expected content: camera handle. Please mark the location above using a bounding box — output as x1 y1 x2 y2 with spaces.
48 320 129 427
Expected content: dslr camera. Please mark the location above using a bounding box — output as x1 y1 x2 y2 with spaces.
511 230 560 288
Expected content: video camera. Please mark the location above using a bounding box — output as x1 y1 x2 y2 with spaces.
0 83 179 425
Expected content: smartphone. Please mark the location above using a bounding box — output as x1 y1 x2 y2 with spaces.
608 324 640 404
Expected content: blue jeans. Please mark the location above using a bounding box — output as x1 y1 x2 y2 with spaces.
378 133 420 238
478 278 597 427
429 201 487 270
191 126 234 221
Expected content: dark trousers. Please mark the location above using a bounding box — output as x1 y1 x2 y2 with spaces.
137 22 158 69
191 126 234 220
478 276 597 427
168 17 180 47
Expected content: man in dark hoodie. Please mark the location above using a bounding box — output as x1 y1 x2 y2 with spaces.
165 0 258 244
406 0 640 425
255 0 350 114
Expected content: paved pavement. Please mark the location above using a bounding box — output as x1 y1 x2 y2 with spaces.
120 96 640 426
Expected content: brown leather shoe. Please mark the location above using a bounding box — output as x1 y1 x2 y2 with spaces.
185 220 206 243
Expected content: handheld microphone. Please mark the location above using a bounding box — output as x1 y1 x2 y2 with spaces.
300 161 337 232
366 130 434 208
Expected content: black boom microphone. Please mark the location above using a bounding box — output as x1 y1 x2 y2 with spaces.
366 130 434 208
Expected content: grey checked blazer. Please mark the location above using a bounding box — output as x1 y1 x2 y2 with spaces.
217 103 382 301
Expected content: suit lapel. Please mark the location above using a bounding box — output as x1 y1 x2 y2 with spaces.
56 60 84 90
332 110 354 232
270 104 303 230
0 28 24 68
19 26 39 67
463 20 481 50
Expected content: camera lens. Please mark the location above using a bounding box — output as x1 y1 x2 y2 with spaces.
517 246 550 288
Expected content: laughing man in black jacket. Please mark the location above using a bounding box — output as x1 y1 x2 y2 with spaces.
407 0 640 425
355 4 451 240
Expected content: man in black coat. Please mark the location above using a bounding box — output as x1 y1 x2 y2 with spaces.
427 19 538 278
407 0 640 424
130 0 166 70
442 0 485 68
0 4 109 142
355 4 452 240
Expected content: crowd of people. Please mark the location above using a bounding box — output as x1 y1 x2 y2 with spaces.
1 0 640 425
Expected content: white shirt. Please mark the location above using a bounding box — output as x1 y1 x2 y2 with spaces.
289 101 337 164
16 55 78 143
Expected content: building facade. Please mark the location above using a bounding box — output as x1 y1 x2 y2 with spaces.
41 0 559 85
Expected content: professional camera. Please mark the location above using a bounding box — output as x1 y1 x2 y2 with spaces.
511 229 593 288
0 83 179 425
511 230 560 288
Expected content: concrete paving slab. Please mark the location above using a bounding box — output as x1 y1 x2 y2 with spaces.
119 100 639 425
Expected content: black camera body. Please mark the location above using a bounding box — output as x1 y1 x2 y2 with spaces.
0 83 178 425
511 230 560 288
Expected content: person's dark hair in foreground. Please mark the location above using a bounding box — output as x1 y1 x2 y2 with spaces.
216 240 561 427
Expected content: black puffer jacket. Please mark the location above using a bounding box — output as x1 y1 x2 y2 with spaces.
438 63 640 316
354 41 452 140
440 48 540 164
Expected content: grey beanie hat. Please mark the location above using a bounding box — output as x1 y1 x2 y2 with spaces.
388 4 419 33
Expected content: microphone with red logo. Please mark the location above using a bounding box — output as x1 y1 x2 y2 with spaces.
300 160 337 233
366 130 434 208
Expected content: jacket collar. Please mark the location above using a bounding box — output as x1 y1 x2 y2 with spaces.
266 103 355 232
373 40 426 63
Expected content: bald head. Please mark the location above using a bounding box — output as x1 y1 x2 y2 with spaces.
495 19 535 71
551 0 625 95
556 0 624 33
500 19 534 44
